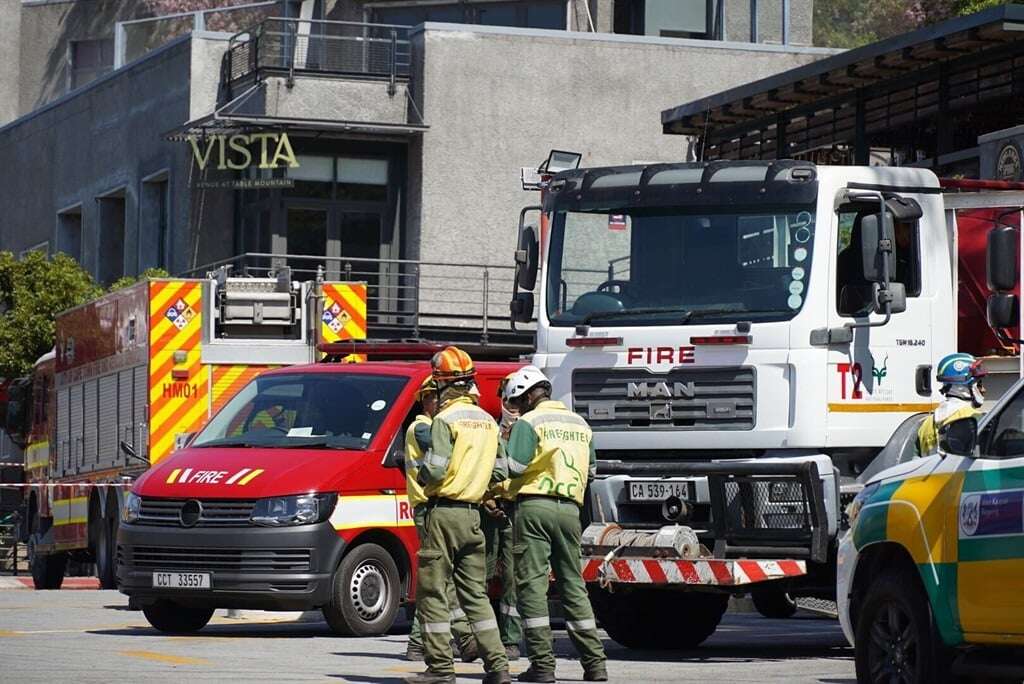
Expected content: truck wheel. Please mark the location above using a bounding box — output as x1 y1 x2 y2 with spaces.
29 538 67 590
323 543 401 637
592 588 728 649
751 586 797 619
854 570 951 684
142 601 215 633
95 513 118 590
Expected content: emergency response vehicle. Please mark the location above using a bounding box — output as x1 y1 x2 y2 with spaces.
1 270 370 589
510 157 1024 648
838 378 1024 682
115 356 520 635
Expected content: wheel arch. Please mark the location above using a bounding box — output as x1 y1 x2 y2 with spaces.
343 529 413 600
849 541 920 633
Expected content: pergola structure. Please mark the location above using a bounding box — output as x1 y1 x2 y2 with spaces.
662 5 1024 175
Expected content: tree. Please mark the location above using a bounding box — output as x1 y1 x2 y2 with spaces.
0 252 101 379
814 0 1010 48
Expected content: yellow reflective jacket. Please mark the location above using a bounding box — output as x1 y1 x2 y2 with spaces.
404 414 431 509
422 396 500 503
506 399 595 505
917 398 980 457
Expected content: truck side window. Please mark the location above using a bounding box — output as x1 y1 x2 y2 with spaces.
980 390 1024 458
836 210 921 316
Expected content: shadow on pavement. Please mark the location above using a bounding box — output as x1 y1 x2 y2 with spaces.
327 677 407 683
331 652 412 662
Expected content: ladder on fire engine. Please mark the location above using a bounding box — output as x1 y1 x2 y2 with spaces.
0 514 19 575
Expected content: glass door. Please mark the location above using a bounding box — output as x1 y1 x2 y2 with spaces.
337 211 385 314
273 204 329 277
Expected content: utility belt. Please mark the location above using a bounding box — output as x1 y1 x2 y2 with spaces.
426 497 480 510
517 493 581 508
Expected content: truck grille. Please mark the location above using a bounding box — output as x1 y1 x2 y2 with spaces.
137 498 256 527
573 367 756 430
121 545 312 573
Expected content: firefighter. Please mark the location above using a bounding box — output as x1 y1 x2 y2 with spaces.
917 352 986 456
404 376 478 663
406 346 510 684
502 366 608 683
482 373 524 659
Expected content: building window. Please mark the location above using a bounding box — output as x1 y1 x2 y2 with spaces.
614 0 713 39
371 1 566 30
57 205 83 264
69 39 114 91
97 190 127 286
141 173 170 271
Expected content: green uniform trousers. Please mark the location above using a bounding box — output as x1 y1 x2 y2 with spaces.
408 505 474 651
482 504 523 647
416 504 509 675
513 496 606 672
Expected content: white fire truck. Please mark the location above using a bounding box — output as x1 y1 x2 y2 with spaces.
511 157 1024 648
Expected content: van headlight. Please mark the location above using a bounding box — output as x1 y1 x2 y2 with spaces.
250 493 337 527
122 492 142 523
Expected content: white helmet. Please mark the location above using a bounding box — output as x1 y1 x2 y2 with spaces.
503 366 550 401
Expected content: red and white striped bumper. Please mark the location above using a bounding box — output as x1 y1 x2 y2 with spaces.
581 557 806 586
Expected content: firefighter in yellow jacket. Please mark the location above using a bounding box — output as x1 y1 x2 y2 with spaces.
406 346 510 684
917 353 985 456
501 366 608 683
404 376 477 663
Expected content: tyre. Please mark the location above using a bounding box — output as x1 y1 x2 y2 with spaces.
592 588 728 649
854 569 952 684
751 586 797 619
142 601 215 633
323 543 401 637
95 512 118 590
29 536 67 590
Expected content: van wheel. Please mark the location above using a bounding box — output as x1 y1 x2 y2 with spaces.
854 570 951 683
751 586 797 619
96 513 118 590
142 601 215 633
323 543 400 637
592 588 728 649
29 536 67 590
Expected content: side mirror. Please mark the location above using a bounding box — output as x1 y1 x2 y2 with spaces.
516 225 539 291
873 281 906 315
987 292 1019 329
939 416 978 457
510 291 535 323
383 432 405 469
987 225 1019 292
3 379 30 445
859 212 894 284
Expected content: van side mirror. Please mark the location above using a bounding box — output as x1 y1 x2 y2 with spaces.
939 416 977 457
383 432 405 469
988 292 1019 329
859 212 894 284
3 379 30 446
987 225 1019 292
510 291 535 323
516 225 539 291
874 281 906 315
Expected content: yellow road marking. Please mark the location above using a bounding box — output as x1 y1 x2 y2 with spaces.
0 630 22 637
828 402 938 413
119 650 210 666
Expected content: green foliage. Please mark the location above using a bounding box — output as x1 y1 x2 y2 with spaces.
814 0 1010 48
108 267 170 293
0 252 102 379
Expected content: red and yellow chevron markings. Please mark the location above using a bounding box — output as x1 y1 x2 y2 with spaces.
165 467 265 485
148 280 207 464
321 282 367 362
211 365 275 414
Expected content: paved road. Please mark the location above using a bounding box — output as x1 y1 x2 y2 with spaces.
0 590 854 682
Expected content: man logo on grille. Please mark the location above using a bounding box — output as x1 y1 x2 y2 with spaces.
179 499 203 528
627 381 697 400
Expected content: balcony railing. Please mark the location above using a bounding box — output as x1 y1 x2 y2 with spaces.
225 19 412 90
182 253 531 346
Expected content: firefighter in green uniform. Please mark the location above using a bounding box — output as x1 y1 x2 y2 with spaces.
405 346 510 684
916 353 985 456
501 366 608 683
404 376 478 663
481 372 524 659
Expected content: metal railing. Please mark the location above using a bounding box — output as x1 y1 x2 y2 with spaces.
225 19 411 90
183 253 532 344
0 515 19 576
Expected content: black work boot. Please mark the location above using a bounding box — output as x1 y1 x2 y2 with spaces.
403 671 455 684
584 663 609 681
404 642 425 661
504 643 521 660
454 636 480 663
483 669 512 684
517 666 556 683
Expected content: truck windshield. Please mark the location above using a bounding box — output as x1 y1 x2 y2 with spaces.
546 206 816 326
192 373 408 450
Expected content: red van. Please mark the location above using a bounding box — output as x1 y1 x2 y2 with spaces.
117 359 521 635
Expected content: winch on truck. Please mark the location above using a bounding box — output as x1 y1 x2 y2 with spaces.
511 155 1024 648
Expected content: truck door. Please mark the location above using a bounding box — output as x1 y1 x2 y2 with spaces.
956 389 1024 638
825 205 935 446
